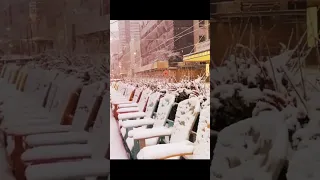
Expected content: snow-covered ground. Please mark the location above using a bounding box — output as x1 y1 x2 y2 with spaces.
110 109 128 159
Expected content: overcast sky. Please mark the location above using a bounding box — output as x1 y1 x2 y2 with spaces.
110 20 118 40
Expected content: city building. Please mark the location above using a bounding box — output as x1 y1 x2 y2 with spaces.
136 20 197 81
211 0 306 65
183 20 210 79
118 20 131 50
0 0 110 62
118 20 141 49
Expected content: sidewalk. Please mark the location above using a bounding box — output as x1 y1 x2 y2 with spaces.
110 109 128 159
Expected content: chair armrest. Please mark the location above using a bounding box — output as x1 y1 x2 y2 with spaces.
4 125 72 136
25 131 89 147
137 142 194 159
132 127 172 140
25 159 110 180
111 100 132 105
116 107 139 113
118 103 138 108
118 112 146 120
122 118 155 128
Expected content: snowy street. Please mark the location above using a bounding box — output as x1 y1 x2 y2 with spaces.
110 109 128 159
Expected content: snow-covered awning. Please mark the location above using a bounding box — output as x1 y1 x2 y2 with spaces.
183 50 210 63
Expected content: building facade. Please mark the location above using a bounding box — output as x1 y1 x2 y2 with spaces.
211 0 306 65
0 0 110 61
183 20 210 79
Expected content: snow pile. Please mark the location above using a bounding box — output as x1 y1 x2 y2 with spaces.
210 41 320 179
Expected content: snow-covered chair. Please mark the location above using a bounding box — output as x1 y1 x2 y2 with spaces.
5 81 106 147
115 88 152 120
117 89 154 123
116 86 144 109
133 97 201 159
0 68 58 115
210 111 288 180
5 82 106 179
119 91 161 139
111 84 135 102
121 93 175 152
19 94 110 180
136 106 210 159
0 72 79 129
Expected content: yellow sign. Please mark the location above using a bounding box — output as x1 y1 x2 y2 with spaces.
183 50 210 63
206 64 209 77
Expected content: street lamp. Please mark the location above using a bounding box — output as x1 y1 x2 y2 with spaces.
133 52 136 55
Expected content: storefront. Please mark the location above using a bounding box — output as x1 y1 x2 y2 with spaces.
183 40 210 78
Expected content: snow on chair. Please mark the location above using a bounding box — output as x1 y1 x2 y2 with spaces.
6 82 106 180
119 91 161 142
117 88 153 123
132 97 201 159
136 106 210 159
20 94 110 180
210 111 288 180
116 86 144 109
121 93 175 154
21 81 106 148
115 88 152 121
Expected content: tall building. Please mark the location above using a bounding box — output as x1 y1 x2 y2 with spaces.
140 20 194 66
118 20 141 49
0 0 109 58
118 20 130 50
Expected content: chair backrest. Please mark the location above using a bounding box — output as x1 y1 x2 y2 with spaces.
0 63 7 78
6 64 19 83
137 88 152 111
153 93 176 128
2 64 15 81
46 72 67 110
169 97 200 143
15 65 28 90
192 106 210 159
126 85 136 101
71 81 105 131
144 92 161 118
10 65 22 84
49 75 82 124
90 93 109 159
132 87 143 103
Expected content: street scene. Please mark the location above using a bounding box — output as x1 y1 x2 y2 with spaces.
210 0 320 180
0 0 109 180
110 20 210 159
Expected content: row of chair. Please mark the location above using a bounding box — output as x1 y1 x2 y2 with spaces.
110 81 210 159
0 63 110 180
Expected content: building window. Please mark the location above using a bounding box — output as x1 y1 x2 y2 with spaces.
199 35 206 43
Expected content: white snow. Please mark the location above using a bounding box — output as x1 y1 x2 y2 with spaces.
121 118 155 128
137 141 194 159
21 144 92 161
116 107 139 113
25 131 89 147
132 127 172 140
3 125 72 136
117 112 146 120
110 108 128 159
118 103 138 108
25 159 110 180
